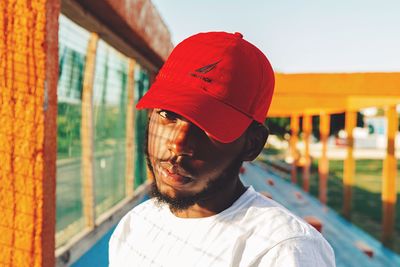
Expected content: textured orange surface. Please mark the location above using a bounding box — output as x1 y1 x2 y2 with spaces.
0 0 47 266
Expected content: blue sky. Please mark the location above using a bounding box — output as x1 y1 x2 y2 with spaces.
152 0 400 73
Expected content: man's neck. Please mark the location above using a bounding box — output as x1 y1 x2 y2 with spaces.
172 178 247 218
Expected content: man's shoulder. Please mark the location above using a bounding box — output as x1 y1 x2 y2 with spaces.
225 189 335 266
240 189 324 241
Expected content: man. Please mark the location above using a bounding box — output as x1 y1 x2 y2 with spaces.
109 32 335 266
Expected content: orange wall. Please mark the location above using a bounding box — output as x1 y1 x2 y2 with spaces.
0 1 58 266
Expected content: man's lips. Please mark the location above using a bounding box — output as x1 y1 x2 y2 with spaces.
159 161 193 177
157 162 194 187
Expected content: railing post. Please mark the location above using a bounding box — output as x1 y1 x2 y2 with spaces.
290 114 300 184
126 59 136 197
302 114 312 192
81 32 99 229
382 105 398 246
343 110 356 219
319 113 330 205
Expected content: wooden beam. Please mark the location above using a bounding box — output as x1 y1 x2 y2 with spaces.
343 110 357 219
382 105 398 246
268 95 400 117
318 113 330 205
275 73 400 97
81 32 99 229
269 95 346 117
43 2 60 265
302 115 312 192
61 0 172 71
290 115 300 184
347 96 400 111
125 59 136 197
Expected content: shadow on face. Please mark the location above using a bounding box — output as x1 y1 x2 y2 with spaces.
144 108 269 211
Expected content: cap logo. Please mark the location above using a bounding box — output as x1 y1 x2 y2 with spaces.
194 60 221 73
189 60 221 83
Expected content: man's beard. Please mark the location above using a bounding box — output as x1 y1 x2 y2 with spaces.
149 159 243 212
144 124 243 212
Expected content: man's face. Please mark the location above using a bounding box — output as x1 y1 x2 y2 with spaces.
146 108 246 210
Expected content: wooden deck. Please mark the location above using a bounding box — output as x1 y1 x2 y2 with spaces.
241 161 400 267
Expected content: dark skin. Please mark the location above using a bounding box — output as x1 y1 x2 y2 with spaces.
147 108 269 218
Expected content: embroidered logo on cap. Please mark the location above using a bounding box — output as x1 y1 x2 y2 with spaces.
194 60 221 73
190 60 221 83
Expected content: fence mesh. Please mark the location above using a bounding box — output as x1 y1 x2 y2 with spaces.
56 15 150 247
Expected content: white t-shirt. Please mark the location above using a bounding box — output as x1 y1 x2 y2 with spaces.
109 187 335 267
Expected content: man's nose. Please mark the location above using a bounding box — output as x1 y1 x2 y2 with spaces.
167 121 195 157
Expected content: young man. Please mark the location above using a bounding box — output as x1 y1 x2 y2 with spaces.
109 32 335 266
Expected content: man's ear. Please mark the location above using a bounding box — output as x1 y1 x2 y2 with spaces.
241 123 269 162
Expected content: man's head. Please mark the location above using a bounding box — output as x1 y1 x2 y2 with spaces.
137 32 274 211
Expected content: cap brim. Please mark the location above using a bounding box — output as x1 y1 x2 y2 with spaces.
136 80 252 143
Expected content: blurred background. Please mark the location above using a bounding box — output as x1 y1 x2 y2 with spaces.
1 0 399 266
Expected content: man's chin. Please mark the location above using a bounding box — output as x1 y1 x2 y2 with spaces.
150 181 197 212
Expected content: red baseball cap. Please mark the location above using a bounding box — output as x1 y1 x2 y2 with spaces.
136 31 275 143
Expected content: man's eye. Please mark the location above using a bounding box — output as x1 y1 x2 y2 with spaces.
157 110 177 121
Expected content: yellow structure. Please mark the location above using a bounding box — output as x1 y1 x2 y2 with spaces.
302 114 312 192
343 110 357 218
81 33 99 230
269 72 400 244
269 73 400 116
382 106 398 244
0 1 59 266
289 115 299 184
318 113 330 205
